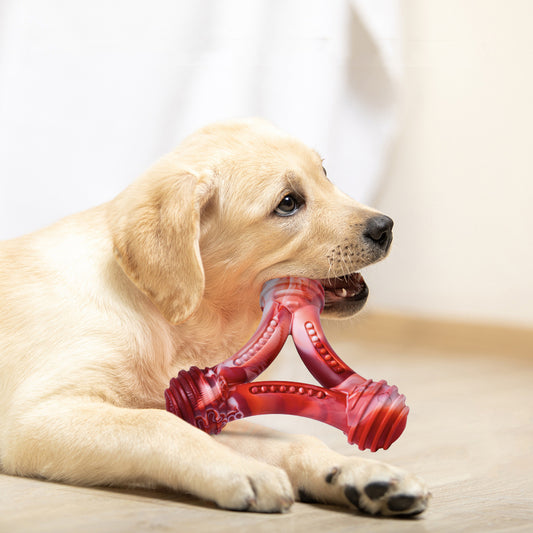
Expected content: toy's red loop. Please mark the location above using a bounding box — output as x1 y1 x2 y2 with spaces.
165 277 409 451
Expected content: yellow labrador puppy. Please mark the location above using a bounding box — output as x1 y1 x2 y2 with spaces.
0 119 429 516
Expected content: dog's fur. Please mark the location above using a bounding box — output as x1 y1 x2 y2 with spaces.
0 119 429 515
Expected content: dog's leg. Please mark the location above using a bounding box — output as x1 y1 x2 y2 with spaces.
215 421 430 516
2 399 293 512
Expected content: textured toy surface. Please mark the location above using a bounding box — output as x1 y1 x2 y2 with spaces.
165 277 409 451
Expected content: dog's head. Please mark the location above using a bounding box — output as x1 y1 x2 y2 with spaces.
110 119 393 325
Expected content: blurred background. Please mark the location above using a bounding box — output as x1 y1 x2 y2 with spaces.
1 0 532 332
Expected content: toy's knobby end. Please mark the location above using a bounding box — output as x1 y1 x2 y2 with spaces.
165 366 244 434
344 379 409 452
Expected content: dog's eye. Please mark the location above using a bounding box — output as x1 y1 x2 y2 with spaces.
274 194 302 216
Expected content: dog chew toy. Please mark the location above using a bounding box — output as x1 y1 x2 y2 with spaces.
165 277 408 451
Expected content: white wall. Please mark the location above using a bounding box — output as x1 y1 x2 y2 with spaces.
0 0 399 240
365 0 533 328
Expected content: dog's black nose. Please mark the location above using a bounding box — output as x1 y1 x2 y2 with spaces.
364 215 394 251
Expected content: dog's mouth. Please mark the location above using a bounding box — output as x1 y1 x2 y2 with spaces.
318 272 369 318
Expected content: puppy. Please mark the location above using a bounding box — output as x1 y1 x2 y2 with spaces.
0 119 429 516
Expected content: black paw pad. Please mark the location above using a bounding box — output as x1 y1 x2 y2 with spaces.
344 485 362 510
298 488 319 504
387 494 417 512
325 467 340 484
364 481 390 500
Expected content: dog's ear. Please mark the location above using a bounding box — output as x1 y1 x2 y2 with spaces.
110 171 214 325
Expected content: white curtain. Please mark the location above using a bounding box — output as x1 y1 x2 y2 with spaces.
0 0 401 240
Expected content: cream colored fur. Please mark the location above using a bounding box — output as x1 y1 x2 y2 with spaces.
0 119 429 515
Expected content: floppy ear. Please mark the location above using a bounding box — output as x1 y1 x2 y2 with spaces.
110 172 213 325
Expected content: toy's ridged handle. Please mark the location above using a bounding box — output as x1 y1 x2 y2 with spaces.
165 370 408 451
235 377 409 451
164 277 409 451
213 303 292 386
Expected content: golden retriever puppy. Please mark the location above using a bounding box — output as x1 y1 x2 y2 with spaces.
0 119 429 516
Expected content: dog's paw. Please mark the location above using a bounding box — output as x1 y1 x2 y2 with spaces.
213 462 294 513
323 459 430 516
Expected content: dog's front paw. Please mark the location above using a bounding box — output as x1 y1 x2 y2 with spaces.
325 460 430 516
213 462 294 513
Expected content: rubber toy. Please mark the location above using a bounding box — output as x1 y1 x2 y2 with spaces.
165 277 408 451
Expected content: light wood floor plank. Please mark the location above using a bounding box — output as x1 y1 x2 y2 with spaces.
1 327 532 532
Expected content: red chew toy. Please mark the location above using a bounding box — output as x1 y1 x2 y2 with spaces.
165 277 409 451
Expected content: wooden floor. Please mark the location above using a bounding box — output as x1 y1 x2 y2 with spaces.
1 316 532 532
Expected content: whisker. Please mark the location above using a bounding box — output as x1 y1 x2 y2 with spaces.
340 251 350 279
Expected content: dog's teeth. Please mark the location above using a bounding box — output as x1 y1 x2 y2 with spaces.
335 288 348 298
333 287 357 298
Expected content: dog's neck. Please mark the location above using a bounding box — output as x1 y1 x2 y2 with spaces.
170 289 263 371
